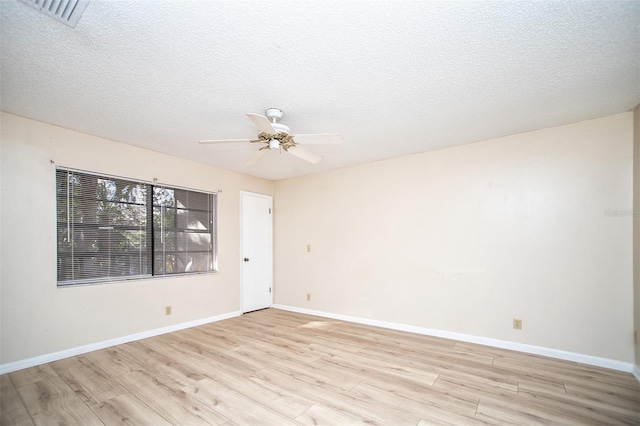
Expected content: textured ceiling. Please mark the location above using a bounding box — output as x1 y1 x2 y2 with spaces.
1 1 638 181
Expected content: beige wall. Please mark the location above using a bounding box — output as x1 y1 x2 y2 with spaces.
634 105 640 369
274 112 634 363
0 112 274 364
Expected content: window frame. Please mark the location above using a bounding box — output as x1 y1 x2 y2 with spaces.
56 167 218 287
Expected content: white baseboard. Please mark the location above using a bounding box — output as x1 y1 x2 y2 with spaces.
272 304 635 375
0 311 241 375
633 364 640 381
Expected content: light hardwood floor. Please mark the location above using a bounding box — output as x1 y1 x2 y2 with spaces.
1 308 639 425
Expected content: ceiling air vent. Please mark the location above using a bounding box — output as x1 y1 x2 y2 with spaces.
19 0 90 28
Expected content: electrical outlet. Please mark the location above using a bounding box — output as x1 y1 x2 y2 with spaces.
513 318 522 330
306 293 311 301
307 244 311 252
165 306 172 316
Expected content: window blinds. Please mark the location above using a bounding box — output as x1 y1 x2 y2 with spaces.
152 186 215 275
56 169 151 284
56 168 217 285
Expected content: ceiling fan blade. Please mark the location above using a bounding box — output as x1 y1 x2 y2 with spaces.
292 133 344 145
199 138 252 144
245 149 266 166
247 113 275 133
287 146 323 164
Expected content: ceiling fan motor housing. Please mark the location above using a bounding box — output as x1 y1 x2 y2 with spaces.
265 108 284 121
265 108 291 135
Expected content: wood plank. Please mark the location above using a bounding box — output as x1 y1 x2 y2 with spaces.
433 372 519 400
8 365 57 389
255 366 421 425
295 403 382 425
364 378 480 417
91 393 172 425
14 376 103 426
82 346 144 377
49 354 127 405
476 395 576 426
182 378 300 425
0 374 34 426
517 378 567 397
317 350 440 389
515 387 640 425
115 369 229 425
182 359 315 419
231 374 314 419
415 408 500 426
563 379 640 410
116 340 206 388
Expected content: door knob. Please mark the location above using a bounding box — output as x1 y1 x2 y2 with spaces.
244 257 249 262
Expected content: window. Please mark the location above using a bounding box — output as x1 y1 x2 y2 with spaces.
56 169 216 286
152 186 215 275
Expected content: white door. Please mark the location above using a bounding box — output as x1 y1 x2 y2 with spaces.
240 191 273 313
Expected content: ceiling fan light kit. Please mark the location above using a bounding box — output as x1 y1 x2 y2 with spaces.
199 108 344 166
268 138 280 150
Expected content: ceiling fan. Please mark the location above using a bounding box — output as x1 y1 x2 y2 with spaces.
199 108 344 165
